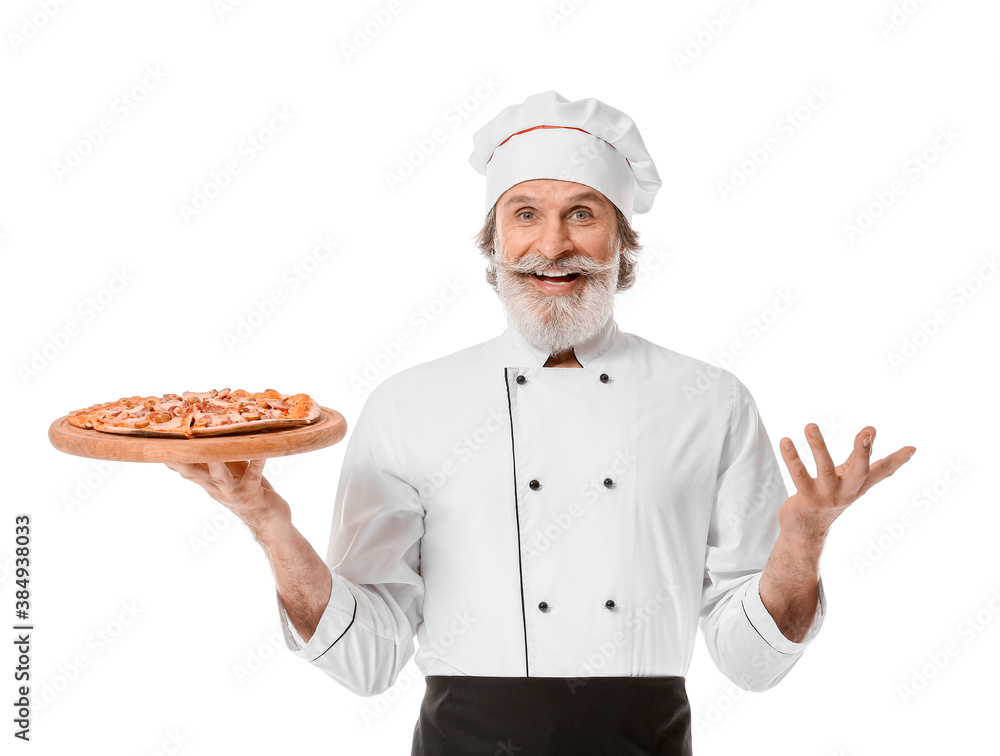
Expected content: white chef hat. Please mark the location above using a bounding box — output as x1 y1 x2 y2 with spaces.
469 90 661 220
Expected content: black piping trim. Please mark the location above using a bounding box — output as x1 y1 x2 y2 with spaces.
309 593 358 662
741 596 794 656
505 367 530 677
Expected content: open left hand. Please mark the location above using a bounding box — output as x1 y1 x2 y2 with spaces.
778 424 916 542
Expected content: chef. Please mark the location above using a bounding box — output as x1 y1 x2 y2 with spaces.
166 91 916 755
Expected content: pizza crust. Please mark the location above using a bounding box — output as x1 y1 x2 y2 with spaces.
85 425 192 438
187 404 322 436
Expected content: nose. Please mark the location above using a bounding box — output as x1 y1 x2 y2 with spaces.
535 216 573 261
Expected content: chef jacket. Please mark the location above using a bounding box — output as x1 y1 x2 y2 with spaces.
277 313 826 696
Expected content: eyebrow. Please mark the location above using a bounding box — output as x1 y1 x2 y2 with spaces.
503 191 606 210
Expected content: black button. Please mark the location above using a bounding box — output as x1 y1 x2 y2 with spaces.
516 375 526 384
529 479 541 490
605 600 616 610
603 478 614 488
600 373 610 383
538 601 550 612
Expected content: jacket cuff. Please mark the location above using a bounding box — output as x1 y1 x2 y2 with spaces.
739 571 826 655
276 567 359 661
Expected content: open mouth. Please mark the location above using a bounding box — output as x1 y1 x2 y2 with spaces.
531 272 580 284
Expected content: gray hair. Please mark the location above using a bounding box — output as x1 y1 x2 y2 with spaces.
472 203 644 293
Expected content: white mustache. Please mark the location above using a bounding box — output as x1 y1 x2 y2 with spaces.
495 253 618 277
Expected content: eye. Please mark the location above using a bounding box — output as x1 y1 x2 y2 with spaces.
573 210 592 219
517 211 535 220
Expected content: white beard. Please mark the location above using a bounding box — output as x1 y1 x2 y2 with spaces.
492 242 620 357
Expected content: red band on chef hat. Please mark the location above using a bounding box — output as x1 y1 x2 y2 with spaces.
487 125 630 168
469 91 661 220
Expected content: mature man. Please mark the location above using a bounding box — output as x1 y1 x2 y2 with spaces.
166 91 915 755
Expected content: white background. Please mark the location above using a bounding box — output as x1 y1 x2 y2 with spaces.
2 1 998 754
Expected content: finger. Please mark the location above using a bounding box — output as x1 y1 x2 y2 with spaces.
805 423 837 484
779 437 817 495
206 461 233 486
847 426 875 479
165 461 201 478
241 458 267 486
857 446 917 497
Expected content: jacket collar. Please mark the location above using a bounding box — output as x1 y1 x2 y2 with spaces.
500 311 620 367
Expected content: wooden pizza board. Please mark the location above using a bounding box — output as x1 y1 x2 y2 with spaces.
48 406 347 464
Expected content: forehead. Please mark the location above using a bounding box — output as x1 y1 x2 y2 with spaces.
498 178 612 211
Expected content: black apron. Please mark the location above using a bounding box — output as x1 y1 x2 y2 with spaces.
411 675 692 755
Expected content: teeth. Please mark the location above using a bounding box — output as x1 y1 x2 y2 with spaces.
536 270 570 277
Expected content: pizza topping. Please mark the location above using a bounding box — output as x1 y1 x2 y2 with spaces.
67 389 319 437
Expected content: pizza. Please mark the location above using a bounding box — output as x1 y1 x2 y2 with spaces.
66 389 321 438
